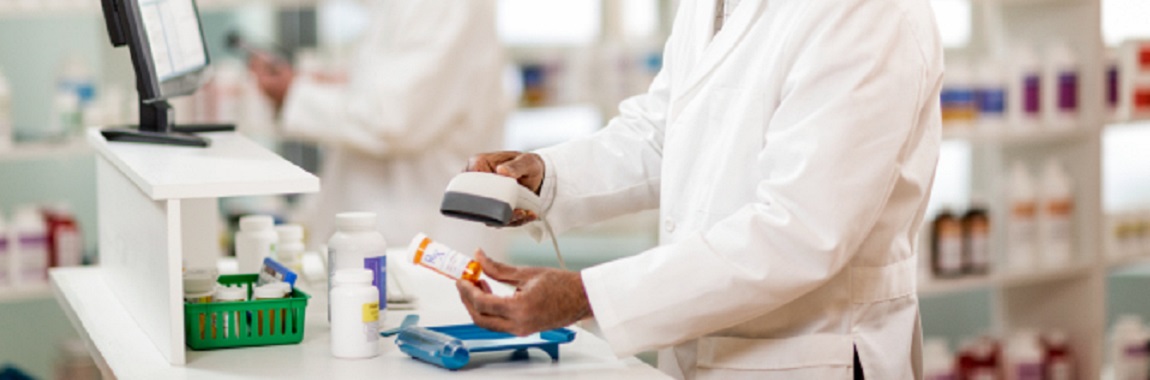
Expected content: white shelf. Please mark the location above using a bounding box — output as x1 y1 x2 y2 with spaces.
918 263 1095 298
0 0 320 17
88 128 319 200
50 255 669 379
941 127 1094 145
0 138 92 163
0 284 53 304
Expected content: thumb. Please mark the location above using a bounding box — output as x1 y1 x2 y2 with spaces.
475 250 526 286
495 155 533 180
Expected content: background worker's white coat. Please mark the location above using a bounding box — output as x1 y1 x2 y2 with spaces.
532 0 943 378
280 0 511 252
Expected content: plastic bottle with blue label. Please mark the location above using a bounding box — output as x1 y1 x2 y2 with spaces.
1044 42 1079 129
1011 46 1043 130
327 212 386 323
975 59 1008 130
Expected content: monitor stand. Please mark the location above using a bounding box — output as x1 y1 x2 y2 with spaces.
102 100 235 148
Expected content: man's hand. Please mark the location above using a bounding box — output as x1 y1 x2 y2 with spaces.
456 251 592 337
247 52 295 111
466 151 545 226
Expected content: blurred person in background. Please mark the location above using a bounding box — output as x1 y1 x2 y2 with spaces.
249 0 511 253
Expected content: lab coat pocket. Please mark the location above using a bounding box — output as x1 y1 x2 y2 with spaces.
695 334 853 375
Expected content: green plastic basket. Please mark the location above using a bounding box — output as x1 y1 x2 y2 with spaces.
184 274 310 350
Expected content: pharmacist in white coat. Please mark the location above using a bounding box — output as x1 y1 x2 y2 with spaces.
250 0 511 252
455 0 944 378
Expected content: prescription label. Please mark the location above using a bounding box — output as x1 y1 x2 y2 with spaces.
362 302 379 323
420 247 470 279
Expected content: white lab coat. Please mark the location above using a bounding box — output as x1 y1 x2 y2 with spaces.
532 0 943 378
280 0 511 253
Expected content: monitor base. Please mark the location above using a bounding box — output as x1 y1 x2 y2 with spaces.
102 127 229 148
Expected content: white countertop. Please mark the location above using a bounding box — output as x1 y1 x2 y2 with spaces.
51 253 668 379
87 128 319 200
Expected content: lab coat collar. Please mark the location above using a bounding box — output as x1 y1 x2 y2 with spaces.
675 0 765 105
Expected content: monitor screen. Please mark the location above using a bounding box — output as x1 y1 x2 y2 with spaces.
138 0 207 81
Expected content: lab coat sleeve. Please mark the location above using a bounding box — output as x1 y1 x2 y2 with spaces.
280 0 502 158
530 59 673 235
581 5 939 356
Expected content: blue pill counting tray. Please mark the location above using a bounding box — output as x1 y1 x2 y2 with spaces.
395 324 576 370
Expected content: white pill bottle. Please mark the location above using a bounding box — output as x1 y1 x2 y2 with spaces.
235 215 277 274
330 269 380 359
326 212 387 322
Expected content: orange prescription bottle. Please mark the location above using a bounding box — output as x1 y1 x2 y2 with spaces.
409 234 482 284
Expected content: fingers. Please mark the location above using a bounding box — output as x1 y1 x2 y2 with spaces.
494 154 543 193
475 250 526 286
507 209 538 227
456 280 521 334
466 151 521 173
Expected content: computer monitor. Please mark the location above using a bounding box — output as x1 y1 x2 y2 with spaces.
101 0 233 147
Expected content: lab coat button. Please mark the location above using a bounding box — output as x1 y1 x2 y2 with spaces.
664 218 676 233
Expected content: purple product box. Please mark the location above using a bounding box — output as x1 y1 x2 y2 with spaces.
364 256 387 312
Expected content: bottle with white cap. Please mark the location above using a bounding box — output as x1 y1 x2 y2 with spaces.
11 205 48 286
330 268 380 359
235 215 277 274
1111 315 1150 380
1040 159 1074 268
1008 162 1038 272
326 212 387 322
1010 46 1043 130
275 224 305 273
1004 330 1044 380
1044 41 1079 129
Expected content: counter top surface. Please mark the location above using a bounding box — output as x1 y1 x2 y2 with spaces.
52 252 668 379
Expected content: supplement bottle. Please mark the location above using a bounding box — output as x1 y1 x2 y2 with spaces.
922 338 956 380
330 269 380 359
235 215 277 274
409 233 482 283
1041 330 1074 380
931 208 964 278
327 212 386 321
962 202 991 275
253 284 288 337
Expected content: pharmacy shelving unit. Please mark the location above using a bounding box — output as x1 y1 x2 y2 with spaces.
0 137 92 163
919 0 1110 377
50 129 319 368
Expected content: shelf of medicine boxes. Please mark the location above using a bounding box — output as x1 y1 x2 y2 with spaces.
940 125 1096 146
0 284 53 304
0 137 92 163
917 262 1096 298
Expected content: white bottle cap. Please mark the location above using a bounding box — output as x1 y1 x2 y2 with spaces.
269 282 292 297
332 268 374 286
239 215 275 231
253 284 286 299
275 224 304 243
215 286 247 302
335 212 377 231
183 270 219 294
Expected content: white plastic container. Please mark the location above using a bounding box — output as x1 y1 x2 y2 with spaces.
214 286 247 339
1044 42 1079 129
327 212 387 322
0 68 12 152
1010 46 1043 130
330 268 380 359
1008 162 1038 272
11 205 48 286
1111 315 1150 380
275 224 305 272
1004 331 1044 380
235 215 277 274
1040 159 1074 268
922 338 956 380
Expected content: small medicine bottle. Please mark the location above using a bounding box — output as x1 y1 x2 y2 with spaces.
1041 330 1074 380
236 215 277 274
253 284 286 337
409 233 482 284
275 224 306 273
214 286 247 339
327 212 387 322
330 269 380 359
931 208 964 278
962 203 991 275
